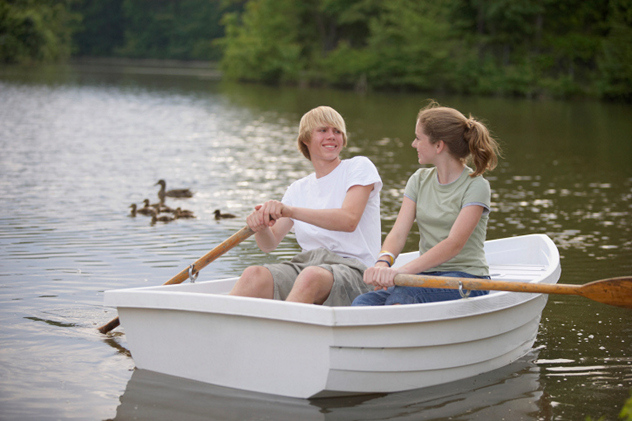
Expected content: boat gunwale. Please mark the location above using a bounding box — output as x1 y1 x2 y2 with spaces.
105 234 561 328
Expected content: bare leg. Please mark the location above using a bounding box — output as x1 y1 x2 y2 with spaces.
286 266 334 305
229 266 274 299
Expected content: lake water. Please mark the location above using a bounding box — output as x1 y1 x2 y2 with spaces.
0 61 630 420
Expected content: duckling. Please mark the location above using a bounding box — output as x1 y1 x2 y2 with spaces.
149 209 175 224
150 202 174 214
135 201 154 216
155 179 193 203
145 198 175 213
214 209 237 220
174 208 196 219
129 203 153 217
142 198 159 209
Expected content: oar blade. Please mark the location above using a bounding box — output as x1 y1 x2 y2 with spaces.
580 277 632 309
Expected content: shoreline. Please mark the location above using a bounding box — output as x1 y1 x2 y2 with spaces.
69 57 222 79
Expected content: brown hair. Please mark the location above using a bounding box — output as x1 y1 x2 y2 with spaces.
297 106 347 160
417 101 501 177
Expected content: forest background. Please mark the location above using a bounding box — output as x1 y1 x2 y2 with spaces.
1 0 631 101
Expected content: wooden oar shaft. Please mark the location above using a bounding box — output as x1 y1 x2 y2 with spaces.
98 226 254 334
394 274 577 295
394 274 632 309
164 226 254 285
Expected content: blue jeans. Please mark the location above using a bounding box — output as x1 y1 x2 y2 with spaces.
351 271 490 306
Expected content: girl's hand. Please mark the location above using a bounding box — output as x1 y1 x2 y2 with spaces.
363 264 399 290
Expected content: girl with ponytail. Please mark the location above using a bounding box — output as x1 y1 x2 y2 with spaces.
353 101 501 306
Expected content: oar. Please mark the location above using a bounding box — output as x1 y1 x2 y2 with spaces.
98 226 255 334
394 274 632 309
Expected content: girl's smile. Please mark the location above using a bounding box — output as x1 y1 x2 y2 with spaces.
412 121 437 165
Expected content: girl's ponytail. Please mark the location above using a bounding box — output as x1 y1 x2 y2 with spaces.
464 118 500 177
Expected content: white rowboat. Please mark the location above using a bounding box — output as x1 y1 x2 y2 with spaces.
104 233 561 398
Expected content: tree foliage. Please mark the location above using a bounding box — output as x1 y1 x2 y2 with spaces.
1 0 630 100
218 0 302 83
71 0 125 57
0 0 80 64
114 0 229 60
219 0 632 100
70 0 236 60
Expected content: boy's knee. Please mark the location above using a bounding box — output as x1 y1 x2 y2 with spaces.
241 265 269 280
231 266 273 298
289 266 333 304
295 266 330 286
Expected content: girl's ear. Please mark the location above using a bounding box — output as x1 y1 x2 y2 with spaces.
435 140 445 153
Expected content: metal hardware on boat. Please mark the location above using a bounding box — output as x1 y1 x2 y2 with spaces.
188 264 199 283
458 281 471 298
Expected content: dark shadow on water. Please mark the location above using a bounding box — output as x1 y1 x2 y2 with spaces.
111 350 549 421
24 316 78 329
103 337 132 358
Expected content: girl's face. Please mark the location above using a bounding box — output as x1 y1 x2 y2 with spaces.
412 121 437 165
305 125 344 162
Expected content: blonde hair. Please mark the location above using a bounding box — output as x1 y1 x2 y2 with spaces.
417 101 501 177
297 106 347 160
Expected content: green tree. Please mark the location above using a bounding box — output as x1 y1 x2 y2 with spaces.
218 0 303 83
72 0 125 57
599 0 632 100
0 0 79 64
361 0 460 91
114 0 228 60
218 0 381 85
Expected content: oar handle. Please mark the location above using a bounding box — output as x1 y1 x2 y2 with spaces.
98 226 255 334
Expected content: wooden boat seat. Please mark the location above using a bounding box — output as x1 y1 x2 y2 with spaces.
487 264 551 293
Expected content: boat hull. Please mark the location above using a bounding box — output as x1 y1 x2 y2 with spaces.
105 234 561 398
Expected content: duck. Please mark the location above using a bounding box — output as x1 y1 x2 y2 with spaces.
135 202 155 216
146 199 174 214
142 198 157 208
174 208 196 219
214 209 237 220
129 203 153 217
150 208 175 224
155 179 193 203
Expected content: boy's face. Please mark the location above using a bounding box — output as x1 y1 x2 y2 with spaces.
304 124 344 163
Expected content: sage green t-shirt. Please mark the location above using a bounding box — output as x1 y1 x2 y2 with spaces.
404 166 491 276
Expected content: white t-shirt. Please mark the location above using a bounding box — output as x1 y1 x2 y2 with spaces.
282 156 382 267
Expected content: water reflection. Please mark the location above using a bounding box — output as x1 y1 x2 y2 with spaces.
113 352 545 421
0 63 630 420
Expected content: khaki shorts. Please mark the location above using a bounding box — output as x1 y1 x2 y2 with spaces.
264 248 371 306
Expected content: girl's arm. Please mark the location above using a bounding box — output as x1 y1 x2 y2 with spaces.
363 197 415 287
366 203 485 288
379 196 417 258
